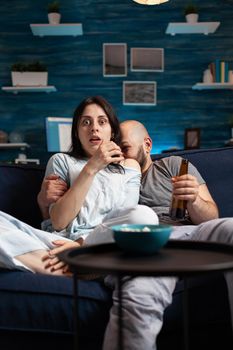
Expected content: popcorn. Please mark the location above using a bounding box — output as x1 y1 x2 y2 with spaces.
120 226 152 232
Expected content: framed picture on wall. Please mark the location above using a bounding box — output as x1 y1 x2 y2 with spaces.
184 128 201 149
103 43 127 77
130 48 164 72
46 117 72 152
123 81 157 106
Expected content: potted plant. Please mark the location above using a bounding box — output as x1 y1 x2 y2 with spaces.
184 4 199 23
11 61 48 87
47 1 61 25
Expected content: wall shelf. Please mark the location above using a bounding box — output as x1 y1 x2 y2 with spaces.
166 22 220 36
30 23 83 37
0 143 29 149
1 86 57 94
0 143 40 164
192 83 233 90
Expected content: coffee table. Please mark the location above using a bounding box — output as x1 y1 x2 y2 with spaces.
59 240 233 350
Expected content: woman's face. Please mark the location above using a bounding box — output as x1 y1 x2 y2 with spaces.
78 103 112 157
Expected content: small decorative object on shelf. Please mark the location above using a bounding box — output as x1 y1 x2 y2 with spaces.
48 1 61 25
0 130 8 143
11 61 48 87
184 3 199 23
228 70 233 84
225 139 233 146
9 131 24 143
229 117 233 139
15 155 40 165
203 69 213 84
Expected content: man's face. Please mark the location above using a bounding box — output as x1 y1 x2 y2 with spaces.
120 125 147 168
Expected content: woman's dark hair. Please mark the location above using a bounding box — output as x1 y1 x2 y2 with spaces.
69 96 123 173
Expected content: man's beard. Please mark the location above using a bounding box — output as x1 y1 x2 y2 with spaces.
136 146 147 169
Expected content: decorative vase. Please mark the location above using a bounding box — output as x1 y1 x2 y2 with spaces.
203 69 213 84
9 131 24 143
185 13 199 23
48 12 61 25
0 130 8 143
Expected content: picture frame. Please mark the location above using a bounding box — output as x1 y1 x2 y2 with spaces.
103 43 127 77
130 48 164 72
184 128 201 149
123 81 157 106
46 117 72 152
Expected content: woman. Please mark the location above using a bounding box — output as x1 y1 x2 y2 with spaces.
0 96 158 275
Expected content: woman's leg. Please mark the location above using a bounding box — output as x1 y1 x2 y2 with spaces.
84 205 159 246
0 210 71 273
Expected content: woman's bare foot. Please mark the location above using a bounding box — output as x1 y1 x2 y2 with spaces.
16 249 65 275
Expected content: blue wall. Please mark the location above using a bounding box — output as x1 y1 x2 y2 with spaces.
0 0 233 164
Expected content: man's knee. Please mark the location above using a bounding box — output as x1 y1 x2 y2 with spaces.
193 218 233 244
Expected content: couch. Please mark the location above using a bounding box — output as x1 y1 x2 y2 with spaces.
0 147 233 350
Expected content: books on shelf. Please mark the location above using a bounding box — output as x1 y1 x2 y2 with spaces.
208 60 230 83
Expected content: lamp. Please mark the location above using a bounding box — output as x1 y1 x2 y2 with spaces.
133 0 169 5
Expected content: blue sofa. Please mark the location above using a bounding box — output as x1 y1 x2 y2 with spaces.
0 147 233 350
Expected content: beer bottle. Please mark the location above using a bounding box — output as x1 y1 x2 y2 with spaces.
169 158 189 220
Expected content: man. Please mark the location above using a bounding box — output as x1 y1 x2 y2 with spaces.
119 120 218 225
37 120 233 350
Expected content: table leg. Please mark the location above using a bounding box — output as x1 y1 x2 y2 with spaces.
73 272 79 350
117 275 123 350
183 278 190 350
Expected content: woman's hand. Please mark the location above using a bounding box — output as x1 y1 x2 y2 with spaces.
86 141 124 174
42 240 80 273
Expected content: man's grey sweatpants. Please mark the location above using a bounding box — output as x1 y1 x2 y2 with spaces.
102 218 233 350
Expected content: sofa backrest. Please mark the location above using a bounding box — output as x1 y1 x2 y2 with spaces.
0 164 44 228
152 147 233 218
0 147 232 228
